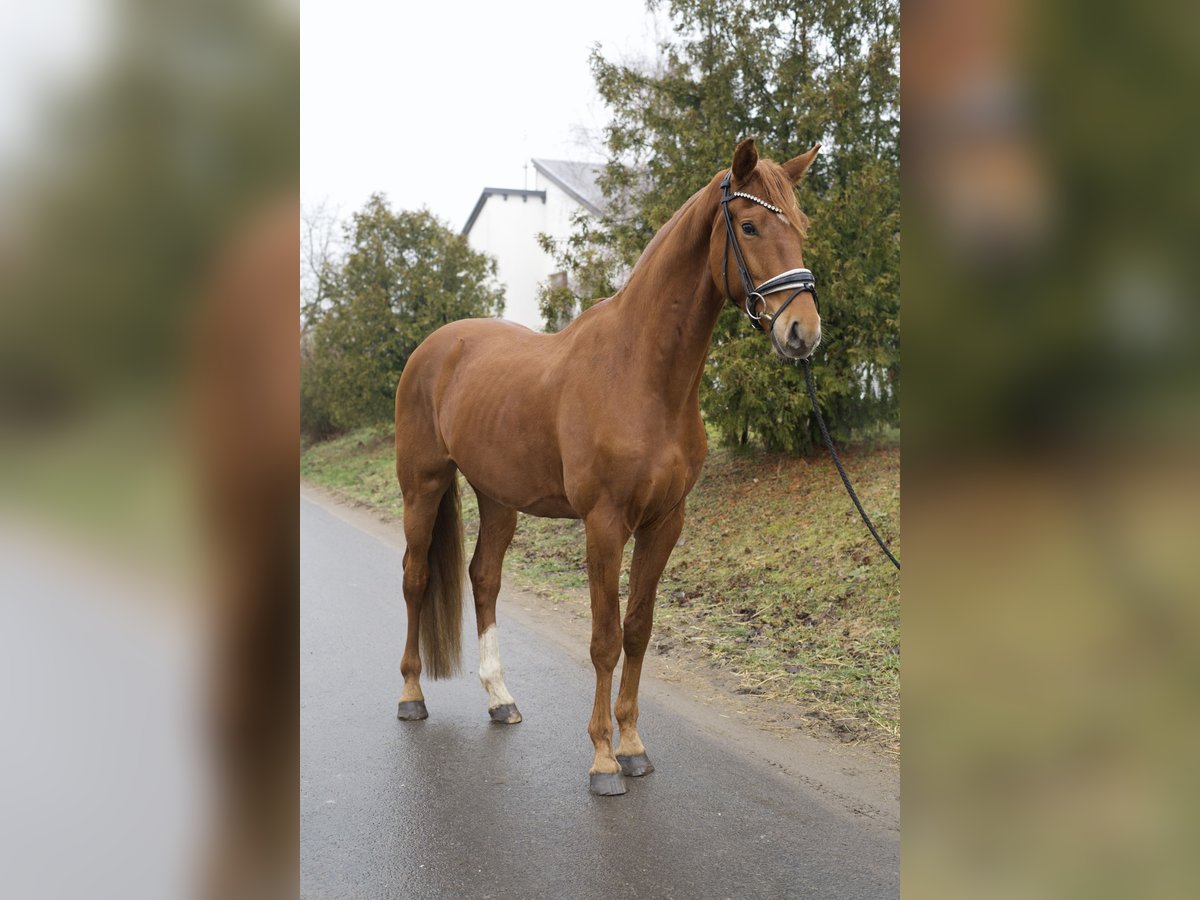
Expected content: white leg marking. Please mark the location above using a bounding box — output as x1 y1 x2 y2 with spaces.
478 624 515 709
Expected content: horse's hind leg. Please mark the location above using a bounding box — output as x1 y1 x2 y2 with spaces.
614 506 685 777
396 472 454 720
469 491 521 724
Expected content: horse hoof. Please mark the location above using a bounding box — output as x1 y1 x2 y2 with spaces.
588 771 628 796
617 753 655 777
396 700 428 720
488 703 523 725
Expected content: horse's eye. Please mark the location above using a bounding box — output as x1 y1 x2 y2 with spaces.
741 222 757 236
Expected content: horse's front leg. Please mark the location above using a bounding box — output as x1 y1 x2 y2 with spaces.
583 508 631 796
615 505 684 777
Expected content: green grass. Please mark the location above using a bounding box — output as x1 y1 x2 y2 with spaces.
301 425 900 750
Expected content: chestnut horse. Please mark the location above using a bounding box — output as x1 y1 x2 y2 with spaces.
394 138 821 795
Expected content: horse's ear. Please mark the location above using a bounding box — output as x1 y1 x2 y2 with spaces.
783 145 821 183
731 137 758 182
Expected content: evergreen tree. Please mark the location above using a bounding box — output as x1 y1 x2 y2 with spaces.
302 196 504 431
541 0 898 451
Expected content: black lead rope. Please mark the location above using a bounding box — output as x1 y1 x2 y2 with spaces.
800 358 900 570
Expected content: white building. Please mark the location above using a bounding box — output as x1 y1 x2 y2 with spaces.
462 158 605 331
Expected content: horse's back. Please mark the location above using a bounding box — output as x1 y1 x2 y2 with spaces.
397 318 546 405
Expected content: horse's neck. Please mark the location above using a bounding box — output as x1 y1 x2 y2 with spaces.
610 184 725 407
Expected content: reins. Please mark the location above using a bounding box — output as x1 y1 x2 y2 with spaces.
719 169 900 571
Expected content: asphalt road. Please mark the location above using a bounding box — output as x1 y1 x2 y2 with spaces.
301 490 899 899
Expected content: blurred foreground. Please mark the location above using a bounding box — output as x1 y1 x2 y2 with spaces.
0 1 297 898
904 0 1199 896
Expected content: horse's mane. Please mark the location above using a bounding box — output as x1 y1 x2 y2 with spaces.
627 160 808 283
627 178 714 280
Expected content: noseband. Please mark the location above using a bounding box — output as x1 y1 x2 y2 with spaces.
719 170 819 336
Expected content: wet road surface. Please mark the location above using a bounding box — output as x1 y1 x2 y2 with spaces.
300 491 898 899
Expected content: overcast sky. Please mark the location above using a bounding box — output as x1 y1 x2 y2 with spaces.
302 0 666 232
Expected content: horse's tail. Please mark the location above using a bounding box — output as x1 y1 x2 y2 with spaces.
420 476 465 680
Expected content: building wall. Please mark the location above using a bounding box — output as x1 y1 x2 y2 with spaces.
535 169 585 248
466 184 585 332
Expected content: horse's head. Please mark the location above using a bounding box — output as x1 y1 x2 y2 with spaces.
710 138 822 360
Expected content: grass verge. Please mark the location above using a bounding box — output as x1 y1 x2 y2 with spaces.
301 426 900 752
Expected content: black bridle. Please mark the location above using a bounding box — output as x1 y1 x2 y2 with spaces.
718 170 900 570
719 170 819 340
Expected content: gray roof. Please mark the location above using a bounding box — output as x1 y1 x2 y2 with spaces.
531 158 606 215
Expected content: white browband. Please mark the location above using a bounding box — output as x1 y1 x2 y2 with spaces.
729 191 784 214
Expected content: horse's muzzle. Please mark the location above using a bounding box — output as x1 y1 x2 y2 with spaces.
774 319 820 360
